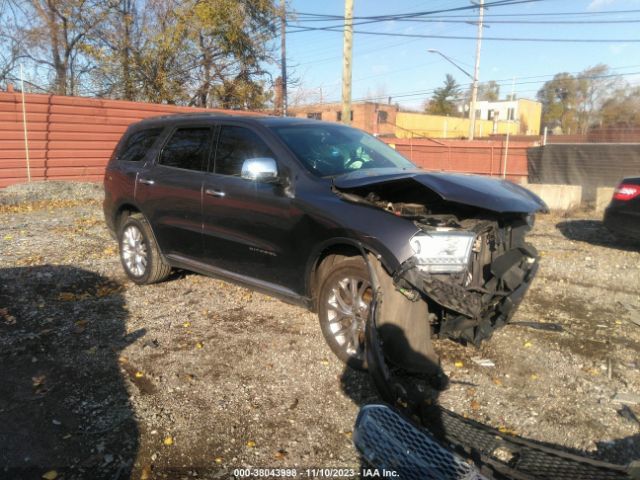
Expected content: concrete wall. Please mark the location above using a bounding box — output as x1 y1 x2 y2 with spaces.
523 184 583 211
595 187 615 212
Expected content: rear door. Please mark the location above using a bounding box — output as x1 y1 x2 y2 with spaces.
135 125 214 260
201 123 299 289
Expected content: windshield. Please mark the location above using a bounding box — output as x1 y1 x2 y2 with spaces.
271 124 416 177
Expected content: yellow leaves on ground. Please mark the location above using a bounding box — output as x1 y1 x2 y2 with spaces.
135 371 145 378
523 340 533 348
454 361 464 368
214 456 223 464
246 440 256 448
498 426 517 435
195 342 204 349
41 471 58 480
163 436 174 446
0 198 100 214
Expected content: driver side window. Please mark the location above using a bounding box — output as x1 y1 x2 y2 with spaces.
214 126 275 176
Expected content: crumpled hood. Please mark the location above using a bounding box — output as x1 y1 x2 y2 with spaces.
333 169 548 214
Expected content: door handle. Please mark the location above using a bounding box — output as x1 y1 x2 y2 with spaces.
205 188 226 198
138 178 155 185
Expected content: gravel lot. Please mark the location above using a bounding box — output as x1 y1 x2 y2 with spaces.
1 181 639 479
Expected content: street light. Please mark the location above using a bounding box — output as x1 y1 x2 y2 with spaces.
428 48 478 140
427 49 473 80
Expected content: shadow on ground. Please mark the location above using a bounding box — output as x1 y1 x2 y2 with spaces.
556 220 640 251
0 266 141 480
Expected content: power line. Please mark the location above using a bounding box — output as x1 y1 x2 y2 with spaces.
310 68 640 105
287 25 640 43
290 0 546 32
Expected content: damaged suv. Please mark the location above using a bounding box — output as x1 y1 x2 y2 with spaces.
104 114 546 371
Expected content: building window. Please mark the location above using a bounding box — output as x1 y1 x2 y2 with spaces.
336 111 354 122
377 111 388 124
307 112 322 120
507 107 515 121
487 110 495 121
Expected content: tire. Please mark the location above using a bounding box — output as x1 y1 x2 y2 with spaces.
317 256 372 370
118 213 171 284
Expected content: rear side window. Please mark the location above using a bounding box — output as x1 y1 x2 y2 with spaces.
214 126 274 176
118 128 162 162
159 127 211 171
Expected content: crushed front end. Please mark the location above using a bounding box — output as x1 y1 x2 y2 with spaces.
395 214 539 346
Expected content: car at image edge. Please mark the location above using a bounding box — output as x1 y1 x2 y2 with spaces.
604 177 640 240
103 113 547 372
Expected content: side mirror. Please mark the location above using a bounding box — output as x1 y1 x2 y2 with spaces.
241 157 279 182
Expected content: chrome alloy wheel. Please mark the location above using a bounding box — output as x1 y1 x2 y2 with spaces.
121 225 148 277
326 276 372 359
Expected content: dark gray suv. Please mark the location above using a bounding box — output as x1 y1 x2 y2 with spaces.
103 114 546 371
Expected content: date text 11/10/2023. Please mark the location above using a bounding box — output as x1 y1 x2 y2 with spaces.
232 468 399 477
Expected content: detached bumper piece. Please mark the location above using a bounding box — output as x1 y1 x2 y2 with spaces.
354 404 633 480
354 404 488 480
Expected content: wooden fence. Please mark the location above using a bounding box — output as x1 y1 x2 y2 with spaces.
0 91 537 188
0 91 255 188
383 138 534 183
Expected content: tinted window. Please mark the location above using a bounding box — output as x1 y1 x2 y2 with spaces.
214 126 274 176
119 128 162 162
160 127 211 171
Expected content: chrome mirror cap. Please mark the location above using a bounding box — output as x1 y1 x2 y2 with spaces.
241 157 278 182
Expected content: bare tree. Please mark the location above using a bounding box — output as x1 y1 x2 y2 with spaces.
17 0 108 95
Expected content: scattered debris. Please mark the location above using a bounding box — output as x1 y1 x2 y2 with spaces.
510 321 564 332
612 393 640 406
618 406 640 426
471 357 495 368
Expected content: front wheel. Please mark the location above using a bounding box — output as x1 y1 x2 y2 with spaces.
317 257 372 370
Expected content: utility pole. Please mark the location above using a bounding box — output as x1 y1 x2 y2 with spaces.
341 0 354 125
280 0 287 117
468 0 484 140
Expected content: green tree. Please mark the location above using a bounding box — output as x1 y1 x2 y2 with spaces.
477 80 500 102
600 86 640 127
537 64 620 134
426 74 461 116
537 72 578 133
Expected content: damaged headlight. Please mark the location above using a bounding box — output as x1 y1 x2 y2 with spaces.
410 231 475 273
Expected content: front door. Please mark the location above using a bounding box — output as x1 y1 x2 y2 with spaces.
135 125 213 259
201 124 299 289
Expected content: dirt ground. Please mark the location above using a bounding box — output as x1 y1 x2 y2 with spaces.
1 181 639 480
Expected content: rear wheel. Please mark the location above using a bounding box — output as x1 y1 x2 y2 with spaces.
118 213 171 284
318 257 372 370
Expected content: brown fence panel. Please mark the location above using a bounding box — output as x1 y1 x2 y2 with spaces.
383 138 533 183
0 92 259 188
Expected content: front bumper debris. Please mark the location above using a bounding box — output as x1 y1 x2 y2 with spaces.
354 404 634 480
360 253 636 480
